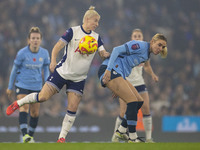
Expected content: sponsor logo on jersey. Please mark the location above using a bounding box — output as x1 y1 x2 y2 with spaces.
74 47 89 56
131 43 140 50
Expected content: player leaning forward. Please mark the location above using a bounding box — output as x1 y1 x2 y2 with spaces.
6 6 110 143
98 33 167 143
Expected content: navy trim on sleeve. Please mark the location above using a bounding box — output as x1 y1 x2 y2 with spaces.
125 44 130 55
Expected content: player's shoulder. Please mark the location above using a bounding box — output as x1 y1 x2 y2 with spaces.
39 47 48 52
71 25 81 31
39 47 50 55
132 40 149 49
90 31 100 41
17 46 29 55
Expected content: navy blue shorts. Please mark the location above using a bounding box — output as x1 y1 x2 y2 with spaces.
135 84 148 93
46 70 85 95
15 86 40 95
98 65 121 87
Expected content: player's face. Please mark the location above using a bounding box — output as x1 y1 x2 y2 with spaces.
131 31 143 41
151 39 167 55
86 15 100 31
28 33 42 52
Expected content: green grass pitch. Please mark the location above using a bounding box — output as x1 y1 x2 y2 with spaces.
0 143 200 150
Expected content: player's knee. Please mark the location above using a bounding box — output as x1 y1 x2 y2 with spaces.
38 93 49 102
67 103 78 112
30 111 39 117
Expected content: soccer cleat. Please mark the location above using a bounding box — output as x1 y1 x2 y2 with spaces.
57 137 65 143
23 134 31 143
112 130 129 142
111 133 120 143
6 101 19 116
145 138 155 143
28 136 35 143
128 137 145 143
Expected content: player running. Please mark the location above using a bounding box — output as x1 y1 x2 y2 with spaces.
6 6 110 143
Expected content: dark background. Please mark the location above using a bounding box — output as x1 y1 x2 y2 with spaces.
0 0 200 142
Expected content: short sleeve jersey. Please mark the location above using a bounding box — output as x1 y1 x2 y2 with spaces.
14 46 50 90
56 25 105 82
102 40 150 79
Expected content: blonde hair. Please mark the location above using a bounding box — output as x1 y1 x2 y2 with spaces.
160 47 168 58
132 28 143 34
152 33 168 58
28 27 42 39
82 6 100 23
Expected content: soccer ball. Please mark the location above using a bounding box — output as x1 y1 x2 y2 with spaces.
79 35 98 54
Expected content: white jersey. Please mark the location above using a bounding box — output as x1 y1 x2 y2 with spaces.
126 64 145 86
56 26 104 82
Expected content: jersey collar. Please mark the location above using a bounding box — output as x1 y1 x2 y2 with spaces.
81 25 91 34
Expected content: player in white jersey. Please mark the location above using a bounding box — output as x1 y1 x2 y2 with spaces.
6 6 110 143
111 29 158 143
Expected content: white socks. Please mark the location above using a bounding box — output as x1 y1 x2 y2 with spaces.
129 132 138 140
143 115 152 140
58 113 76 139
17 93 38 106
118 125 127 133
114 116 123 132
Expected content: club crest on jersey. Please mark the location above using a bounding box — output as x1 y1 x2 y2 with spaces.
131 43 140 50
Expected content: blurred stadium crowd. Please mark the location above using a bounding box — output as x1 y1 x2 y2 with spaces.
0 0 200 118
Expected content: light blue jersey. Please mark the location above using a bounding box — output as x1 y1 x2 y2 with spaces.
102 40 150 78
8 46 50 91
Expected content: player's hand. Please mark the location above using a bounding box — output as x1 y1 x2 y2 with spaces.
99 50 110 60
50 61 57 73
103 51 110 59
102 69 111 84
6 89 12 99
152 73 159 82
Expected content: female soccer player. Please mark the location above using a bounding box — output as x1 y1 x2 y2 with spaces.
6 6 110 143
98 33 167 143
6 27 50 143
111 29 161 143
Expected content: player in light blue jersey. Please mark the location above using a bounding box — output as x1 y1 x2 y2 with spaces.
6 6 110 143
6 27 50 143
111 29 161 143
98 33 167 143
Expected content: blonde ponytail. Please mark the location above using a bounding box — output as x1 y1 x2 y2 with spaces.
82 6 100 23
160 47 168 58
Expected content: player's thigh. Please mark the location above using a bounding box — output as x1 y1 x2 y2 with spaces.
107 77 137 103
140 92 150 115
38 82 57 101
126 80 143 102
119 98 127 118
17 94 29 112
29 103 40 117
67 92 82 112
